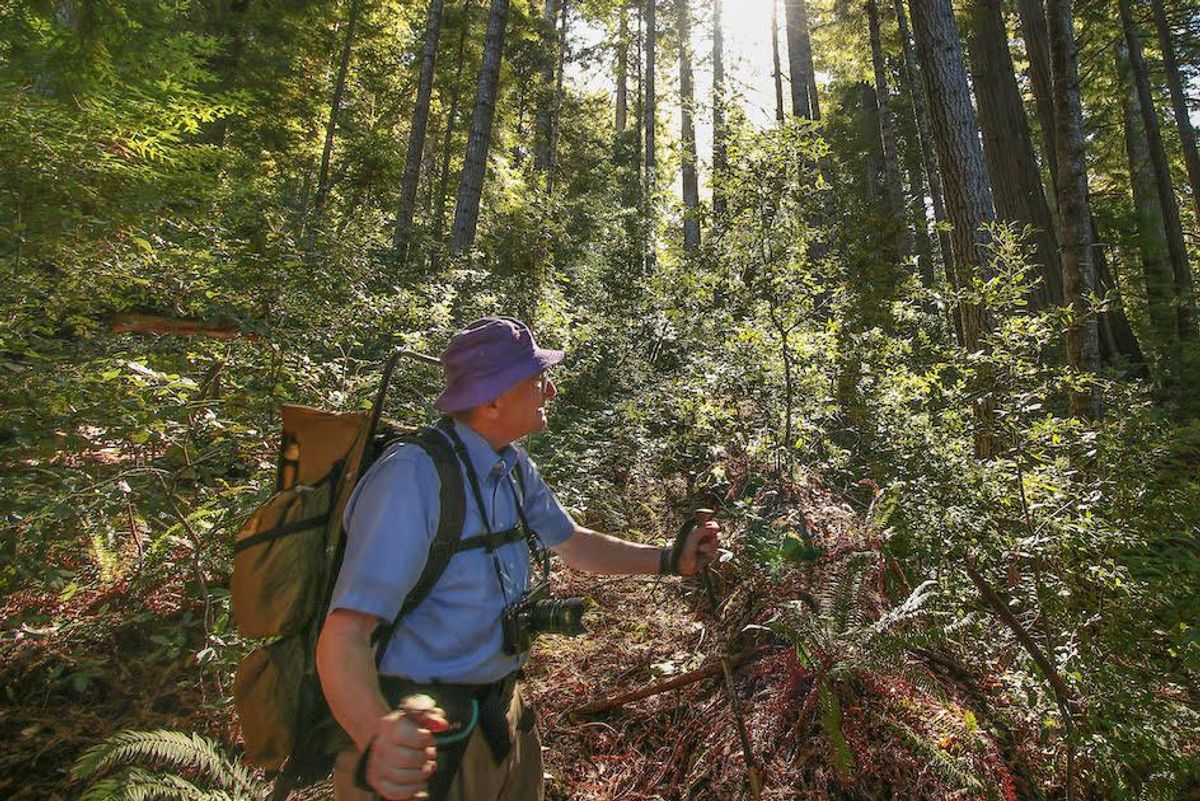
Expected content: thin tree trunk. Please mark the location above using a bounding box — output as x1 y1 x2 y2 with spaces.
908 0 999 456
546 0 569 196
1119 43 1177 357
867 0 906 246
644 0 657 271
712 0 727 220
1118 0 1197 341
966 0 1063 308
772 0 785 123
393 0 445 255
677 0 700 250
616 3 628 132
431 0 474 268
1015 0 1059 183
1151 0 1200 228
534 0 558 172
895 0 954 293
783 0 813 119
451 0 510 253
1048 0 1101 420
798 0 820 120
313 0 363 219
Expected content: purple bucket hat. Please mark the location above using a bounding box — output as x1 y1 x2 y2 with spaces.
434 316 565 413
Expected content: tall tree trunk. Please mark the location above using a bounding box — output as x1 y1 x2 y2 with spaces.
783 0 813 119
534 0 558 172
546 0 569 196
1151 0 1200 228
616 3 628 132
712 0 727 220
313 0 363 220
1015 0 1058 183
644 0 657 271
1119 43 1177 357
866 0 906 247
1048 0 1101 419
798 0 820 120
1119 0 1197 341
431 0 474 268
772 0 785 123
677 0 700 250
966 0 1063 308
451 0 510 254
393 0 445 255
908 0 1000 456
895 0 954 291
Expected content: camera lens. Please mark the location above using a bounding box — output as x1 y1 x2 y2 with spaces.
526 597 587 637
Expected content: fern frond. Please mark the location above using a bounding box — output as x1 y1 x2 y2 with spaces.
888 720 985 794
72 730 261 797
77 766 219 801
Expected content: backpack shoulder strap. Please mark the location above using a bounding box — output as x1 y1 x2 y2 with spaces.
372 425 465 667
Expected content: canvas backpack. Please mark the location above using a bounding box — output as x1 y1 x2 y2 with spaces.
229 350 474 798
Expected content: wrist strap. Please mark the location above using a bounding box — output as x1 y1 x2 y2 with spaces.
353 739 375 793
657 546 672 576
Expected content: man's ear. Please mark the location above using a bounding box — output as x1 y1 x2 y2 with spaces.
478 397 503 420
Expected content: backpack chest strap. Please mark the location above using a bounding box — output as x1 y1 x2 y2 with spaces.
456 526 526 553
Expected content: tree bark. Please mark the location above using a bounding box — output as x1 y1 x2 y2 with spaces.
616 3 629 132
895 0 954 294
677 0 700 250
1048 0 1101 418
393 0 445 255
908 0 999 456
966 0 1063 308
451 0 510 254
546 0 569 196
1015 0 1058 183
644 0 657 271
313 0 363 220
1150 0 1200 229
1118 0 1197 341
783 0 813 119
867 0 907 249
431 0 475 268
772 0 785 123
534 0 558 173
712 0 728 220
1118 43 1177 357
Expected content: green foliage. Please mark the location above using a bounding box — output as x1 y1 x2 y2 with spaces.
71 729 266 801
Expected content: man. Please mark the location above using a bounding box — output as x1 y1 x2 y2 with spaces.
316 316 719 801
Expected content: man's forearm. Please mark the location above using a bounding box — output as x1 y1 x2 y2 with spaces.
316 614 391 751
552 525 663 575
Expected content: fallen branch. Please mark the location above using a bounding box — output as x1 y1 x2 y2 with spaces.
110 313 261 341
571 652 745 717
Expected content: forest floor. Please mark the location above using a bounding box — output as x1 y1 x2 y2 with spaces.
3 467 1038 800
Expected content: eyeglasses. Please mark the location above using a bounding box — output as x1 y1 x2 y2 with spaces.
532 372 554 395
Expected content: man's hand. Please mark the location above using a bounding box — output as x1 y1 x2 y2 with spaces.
674 517 721 576
363 695 449 800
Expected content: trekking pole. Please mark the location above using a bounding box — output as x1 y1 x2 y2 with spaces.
689 509 764 801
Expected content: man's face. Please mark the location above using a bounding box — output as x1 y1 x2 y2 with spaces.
495 370 557 440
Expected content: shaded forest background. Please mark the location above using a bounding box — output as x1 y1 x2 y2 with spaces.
2 0 1200 797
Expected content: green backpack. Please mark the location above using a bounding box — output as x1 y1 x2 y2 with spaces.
230 350 470 798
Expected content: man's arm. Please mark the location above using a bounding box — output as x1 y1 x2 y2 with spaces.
316 609 444 801
550 521 719 576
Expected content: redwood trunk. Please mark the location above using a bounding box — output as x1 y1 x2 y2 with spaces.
677 0 700 250
644 0 656 270
451 0 510 253
712 0 727 219
908 0 999 456
313 0 363 219
966 0 1063 307
1048 0 1101 418
1118 0 1197 341
616 4 628 132
546 0 569 196
783 0 813 119
772 0 785 123
1150 0 1200 229
867 0 906 243
393 0 445 254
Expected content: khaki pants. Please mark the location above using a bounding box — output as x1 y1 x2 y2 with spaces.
333 687 543 801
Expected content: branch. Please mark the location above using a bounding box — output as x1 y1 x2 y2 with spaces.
570 653 745 716
110 314 261 341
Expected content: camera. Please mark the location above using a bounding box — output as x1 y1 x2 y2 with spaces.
501 581 588 655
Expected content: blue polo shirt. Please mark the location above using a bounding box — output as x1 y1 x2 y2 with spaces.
330 419 577 684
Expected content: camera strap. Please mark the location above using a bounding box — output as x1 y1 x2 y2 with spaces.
441 422 548 601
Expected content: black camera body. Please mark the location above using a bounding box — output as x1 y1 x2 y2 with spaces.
501 580 588 656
